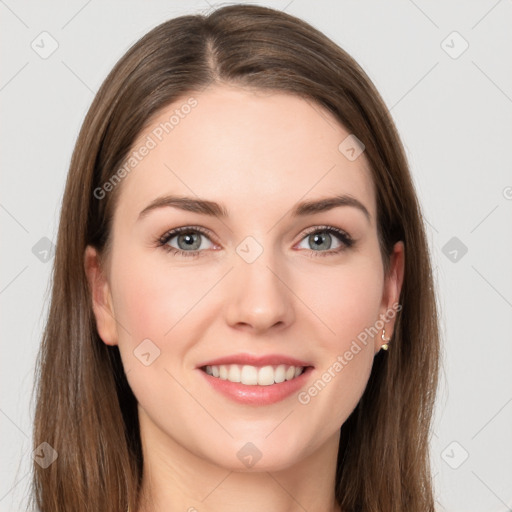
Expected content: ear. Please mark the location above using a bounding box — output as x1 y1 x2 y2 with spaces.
84 245 118 346
375 241 405 353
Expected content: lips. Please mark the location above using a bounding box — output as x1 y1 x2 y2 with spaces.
196 353 314 405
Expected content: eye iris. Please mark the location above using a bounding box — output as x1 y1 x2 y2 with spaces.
310 232 331 250
178 232 201 250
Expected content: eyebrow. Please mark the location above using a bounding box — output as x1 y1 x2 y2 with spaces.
137 194 371 223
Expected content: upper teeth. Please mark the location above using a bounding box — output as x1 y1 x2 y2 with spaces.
204 364 304 386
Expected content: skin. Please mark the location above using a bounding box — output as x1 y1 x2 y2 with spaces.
85 84 404 512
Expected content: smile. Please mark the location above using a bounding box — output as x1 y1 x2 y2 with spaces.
202 364 305 386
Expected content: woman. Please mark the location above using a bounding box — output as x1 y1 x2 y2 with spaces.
32 4 440 511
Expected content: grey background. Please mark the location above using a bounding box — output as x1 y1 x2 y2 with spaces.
1 0 511 510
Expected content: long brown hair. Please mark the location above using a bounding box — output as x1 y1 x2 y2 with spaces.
32 4 440 511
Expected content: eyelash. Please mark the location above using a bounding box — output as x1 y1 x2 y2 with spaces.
156 225 354 259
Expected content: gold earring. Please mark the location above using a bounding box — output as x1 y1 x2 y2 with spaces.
381 328 391 350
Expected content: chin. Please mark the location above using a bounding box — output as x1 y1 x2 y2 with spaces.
201 437 308 473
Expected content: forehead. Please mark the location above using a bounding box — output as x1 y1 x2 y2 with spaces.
115 84 375 225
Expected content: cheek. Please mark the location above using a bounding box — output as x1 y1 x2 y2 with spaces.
109 251 204 416
110 249 206 344
300 256 384 348
295 258 383 423
334 270 383 342
114 269 171 342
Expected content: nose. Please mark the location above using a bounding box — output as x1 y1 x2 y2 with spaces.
224 249 295 334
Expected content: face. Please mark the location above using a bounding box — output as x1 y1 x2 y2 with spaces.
85 84 404 472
